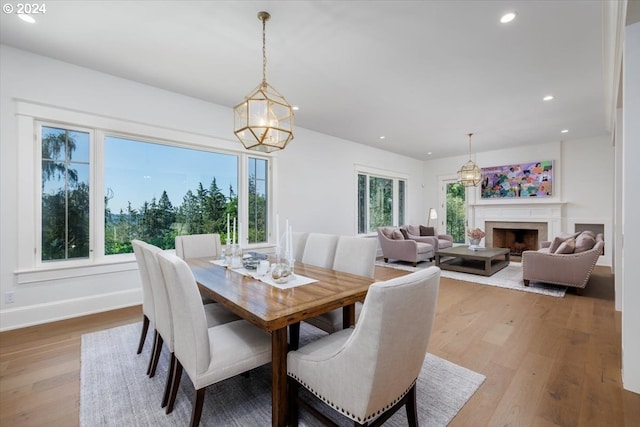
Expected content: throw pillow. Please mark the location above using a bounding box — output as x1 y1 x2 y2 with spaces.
574 233 596 253
548 232 580 253
399 228 409 240
391 229 404 240
419 225 435 236
555 238 576 254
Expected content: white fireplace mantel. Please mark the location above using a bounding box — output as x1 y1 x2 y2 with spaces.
470 202 566 242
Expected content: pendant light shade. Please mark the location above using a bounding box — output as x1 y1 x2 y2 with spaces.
457 133 482 187
233 11 294 153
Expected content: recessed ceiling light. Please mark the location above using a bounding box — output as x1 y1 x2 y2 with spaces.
18 14 36 23
292 106 299 111
500 12 517 24
561 129 569 133
427 152 432 155
379 136 386 140
543 95 554 101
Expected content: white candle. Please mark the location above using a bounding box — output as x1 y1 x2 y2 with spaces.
285 219 289 259
289 225 293 260
239 222 242 246
275 213 280 251
226 214 230 240
232 217 236 245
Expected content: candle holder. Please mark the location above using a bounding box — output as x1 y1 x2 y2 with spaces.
271 260 292 284
230 243 243 268
223 239 233 266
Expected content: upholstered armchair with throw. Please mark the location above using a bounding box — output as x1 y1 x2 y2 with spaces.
522 231 604 295
377 227 434 266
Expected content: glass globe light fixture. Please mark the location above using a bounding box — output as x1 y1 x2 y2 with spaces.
233 11 294 153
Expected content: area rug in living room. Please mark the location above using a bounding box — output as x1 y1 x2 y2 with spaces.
376 260 567 297
80 322 485 427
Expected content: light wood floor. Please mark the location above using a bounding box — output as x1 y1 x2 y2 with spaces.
1 265 639 426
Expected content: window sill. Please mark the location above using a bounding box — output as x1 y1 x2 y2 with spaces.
15 256 140 285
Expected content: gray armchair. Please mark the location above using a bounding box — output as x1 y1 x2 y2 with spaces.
404 225 453 250
377 227 434 266
522 232 604 295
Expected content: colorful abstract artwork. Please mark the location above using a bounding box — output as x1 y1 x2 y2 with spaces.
480 161 553 198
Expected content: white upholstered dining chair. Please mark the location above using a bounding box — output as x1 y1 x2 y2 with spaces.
304 236 378 334
175 233 222 260
156 251 272 426
301 233 340 268
287 266 441 427
141 243 240 409
131 239 157 374
291 231 309 262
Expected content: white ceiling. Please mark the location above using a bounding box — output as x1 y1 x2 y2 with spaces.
0 1 611 159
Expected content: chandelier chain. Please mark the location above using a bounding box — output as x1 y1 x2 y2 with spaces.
262 15 267 86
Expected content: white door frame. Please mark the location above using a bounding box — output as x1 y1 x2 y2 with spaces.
438 174 467 243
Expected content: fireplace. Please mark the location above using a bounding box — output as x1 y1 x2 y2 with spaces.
493 228 539 255
484 221 548 252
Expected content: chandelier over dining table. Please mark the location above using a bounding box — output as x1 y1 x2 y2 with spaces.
233 11 295 153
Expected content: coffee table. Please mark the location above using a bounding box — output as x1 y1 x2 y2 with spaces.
435 246 510 276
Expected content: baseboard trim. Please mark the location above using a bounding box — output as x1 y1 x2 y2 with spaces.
0 288 142 332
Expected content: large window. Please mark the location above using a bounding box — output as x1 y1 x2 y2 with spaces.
248 157 268 244
35 120 271 265
41 126 91 261
357 170 407 234
104 135 239 254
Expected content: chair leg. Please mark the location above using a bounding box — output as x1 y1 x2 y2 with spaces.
289 322 300 350
523 279 530 287
137 315 149 354
149 334 164 378
405 384 418 427
147 330 159 376
576 287 584 296
161 352 176 408
190 388 206 427
166 358 183 414
287 377 299 427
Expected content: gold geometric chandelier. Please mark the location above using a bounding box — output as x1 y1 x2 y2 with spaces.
233 11 294 153
457 133 482 187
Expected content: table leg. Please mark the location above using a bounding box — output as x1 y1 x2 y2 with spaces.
343 304 355 329
485 258 491 275
272 327 288 427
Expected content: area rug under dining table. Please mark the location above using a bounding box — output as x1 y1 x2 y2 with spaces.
80 322 485 426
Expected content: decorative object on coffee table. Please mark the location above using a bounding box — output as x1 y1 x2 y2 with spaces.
467 227 485 249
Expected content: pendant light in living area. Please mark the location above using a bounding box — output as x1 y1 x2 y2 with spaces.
233 11 294 153
457 133 482 187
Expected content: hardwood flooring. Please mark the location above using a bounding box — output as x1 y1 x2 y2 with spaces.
1 266 638 426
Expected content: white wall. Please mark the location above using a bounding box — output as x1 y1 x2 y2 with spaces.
621 20 640 394
423 139 613 262
0 45 424 330
277 128 425 235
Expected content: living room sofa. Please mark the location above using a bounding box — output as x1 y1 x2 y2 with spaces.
522 231 604 295
377 227 435 266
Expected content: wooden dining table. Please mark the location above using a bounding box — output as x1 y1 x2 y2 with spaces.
186 258 375 427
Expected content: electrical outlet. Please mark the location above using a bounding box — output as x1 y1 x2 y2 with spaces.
5 291 15 304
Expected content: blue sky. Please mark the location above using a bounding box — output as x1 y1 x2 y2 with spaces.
104 136 238 213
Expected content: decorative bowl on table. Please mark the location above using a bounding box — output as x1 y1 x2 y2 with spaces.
242 251 269 270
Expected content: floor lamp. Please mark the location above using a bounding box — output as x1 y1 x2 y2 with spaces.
427 208 438 227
